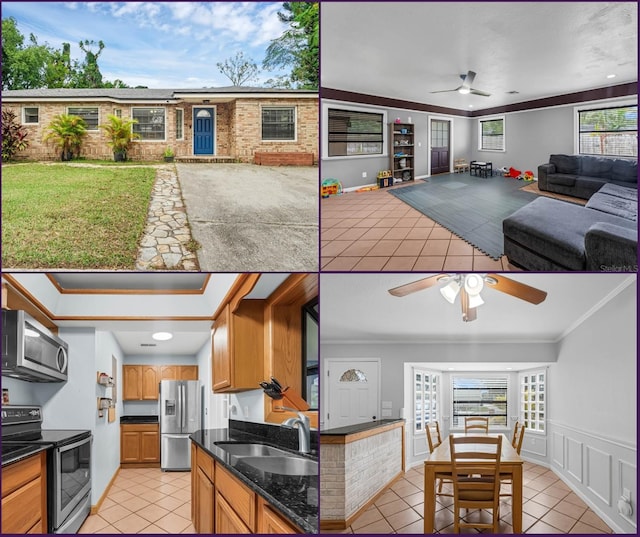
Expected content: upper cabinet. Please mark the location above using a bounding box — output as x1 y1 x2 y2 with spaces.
123 364 198 400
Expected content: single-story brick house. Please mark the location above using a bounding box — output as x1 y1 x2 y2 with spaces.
2 86 318 164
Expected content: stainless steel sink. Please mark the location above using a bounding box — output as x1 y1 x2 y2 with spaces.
214 442 291 457
240 456 318 476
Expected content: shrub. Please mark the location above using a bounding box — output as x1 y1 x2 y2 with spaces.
43 114 87 161
100 114 139 161
2 109 29 161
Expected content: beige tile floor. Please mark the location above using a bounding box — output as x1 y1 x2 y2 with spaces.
324 461 612 534
320 178 586 272
79 468 194 534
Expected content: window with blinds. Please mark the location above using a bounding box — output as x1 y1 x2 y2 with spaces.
578 105 637 158
327 108 384 157
68 107 99 130
262 107 296 141
451 375 508 427
479 117 505 151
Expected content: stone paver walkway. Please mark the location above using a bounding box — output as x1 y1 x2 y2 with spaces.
135 166 199 271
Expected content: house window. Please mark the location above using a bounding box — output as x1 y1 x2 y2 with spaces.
261 107 296 141
520 370 546 433
68 107 99 130
114 109 122 118
326 106 385 157
451 375 508 428
132 108 165 141
414 368 439 433
176 109 184 140
479 116 505 151
578 105 637 158
23 107 39 124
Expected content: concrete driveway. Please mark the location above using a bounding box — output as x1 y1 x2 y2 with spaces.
176 164 318 271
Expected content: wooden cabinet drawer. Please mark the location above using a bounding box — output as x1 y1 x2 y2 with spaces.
196 447 215 483
2 453 42 497
259 500 301 534
1 476 43 533
215 464 256 531
215 492 252 533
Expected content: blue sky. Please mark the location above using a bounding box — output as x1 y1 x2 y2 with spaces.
2 1 291 88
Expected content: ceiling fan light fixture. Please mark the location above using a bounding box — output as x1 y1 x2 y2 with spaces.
458 87 470 94
440 280 461 304
464 274 484 296
467 293 485 309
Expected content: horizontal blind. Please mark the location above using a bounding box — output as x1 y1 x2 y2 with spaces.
452 376 508 427
328 108 384 156
578 105 637 157
480 119 504 150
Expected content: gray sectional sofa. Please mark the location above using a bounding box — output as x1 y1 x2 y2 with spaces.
503 182 637 271
538 154 637 200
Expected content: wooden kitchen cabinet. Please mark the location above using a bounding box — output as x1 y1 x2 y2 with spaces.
192 444 214 533
258 498 301 534
215 464 256 531
179 365 199 380
120 424 159 466
216 492 252 533
1 451 47 533
124 364 198 400
122 365 142 400
141 365 159 399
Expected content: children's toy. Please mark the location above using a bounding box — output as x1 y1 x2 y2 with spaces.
377 170 393 188
523 170 534 181
507 167 521 178
321 178 343 198
356 185 378 193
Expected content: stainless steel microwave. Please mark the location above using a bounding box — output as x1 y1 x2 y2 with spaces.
2 310 68 382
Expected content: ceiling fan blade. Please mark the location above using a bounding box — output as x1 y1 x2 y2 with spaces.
388 274 447 297
470 88 491 97
460 288 477 322
463 70 476 88
430 88 459 94
484 274 547 305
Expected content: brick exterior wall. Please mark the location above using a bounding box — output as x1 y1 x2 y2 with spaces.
4 96 318 163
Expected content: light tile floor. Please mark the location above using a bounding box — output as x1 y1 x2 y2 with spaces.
79 468 194 534
320 178 586 272
324 461 612 534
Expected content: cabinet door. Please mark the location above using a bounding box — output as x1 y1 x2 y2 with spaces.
141 365 159 400
191 443 198 530
140 431 159 462
122 366 142 400
179 365 199 380
121 431 141 463
1 477 43 533
260 504 300 534
212 304 232 391
196 467 214 534
159 365 178 380
215 492 251 534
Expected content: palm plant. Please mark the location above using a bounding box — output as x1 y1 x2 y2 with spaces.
100 114 139 161
43 114 87 161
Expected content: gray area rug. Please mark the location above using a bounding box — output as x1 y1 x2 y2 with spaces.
389 174 539 259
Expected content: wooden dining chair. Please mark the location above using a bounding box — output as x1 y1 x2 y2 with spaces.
426 422 454 496
501 422 525 497
464 416 489 432
449 434 503 533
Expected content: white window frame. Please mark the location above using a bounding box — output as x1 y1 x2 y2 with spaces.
67 106 99 131
22 106 39 125
519 368 547 435
478 115 506 152
322 101 388 160
450 373 510 430
573 100 638 158
261 105 297 142
413 367 440 435
176 108 184 141
113 108 122 118
131 107 166 142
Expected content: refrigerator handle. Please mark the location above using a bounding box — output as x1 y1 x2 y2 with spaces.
181 383 186 430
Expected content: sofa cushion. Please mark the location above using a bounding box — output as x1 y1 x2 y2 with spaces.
550 154 579 174
598 183 638 201
579 155 613 177
547 174 576 187
611 158 638 183
585 193 637 221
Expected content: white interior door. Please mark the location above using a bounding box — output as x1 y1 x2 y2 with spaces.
325 358 380 430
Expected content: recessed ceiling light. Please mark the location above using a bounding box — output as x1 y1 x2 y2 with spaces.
152 332 173 341
448 367 456 370
468 105 473 108
607 74 616 79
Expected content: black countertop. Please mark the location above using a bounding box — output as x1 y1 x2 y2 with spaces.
320 418 405 436
1 443 51 467
120 415 159 424
190 428 318 534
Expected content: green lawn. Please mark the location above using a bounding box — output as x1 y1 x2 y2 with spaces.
2 164 156 269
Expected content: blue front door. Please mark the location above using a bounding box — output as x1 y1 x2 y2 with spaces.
193 107 214 155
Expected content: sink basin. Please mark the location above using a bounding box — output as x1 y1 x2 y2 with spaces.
214 442 291 458
240 456 318 476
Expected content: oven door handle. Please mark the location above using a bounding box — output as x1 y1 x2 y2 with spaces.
57 435 92 453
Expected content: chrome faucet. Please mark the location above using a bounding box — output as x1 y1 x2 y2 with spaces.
279 407 311 454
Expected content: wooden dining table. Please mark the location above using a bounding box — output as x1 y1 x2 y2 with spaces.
423 433 523 533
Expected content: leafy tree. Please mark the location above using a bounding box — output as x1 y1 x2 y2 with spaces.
72 40 105 88
216 51 259 86
263 2 318 89
43 114 88 161
2 17 53 90
1 109 29 161
100 114 139 161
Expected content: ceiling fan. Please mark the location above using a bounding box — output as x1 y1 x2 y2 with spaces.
430 70 491 97
388 273 547 322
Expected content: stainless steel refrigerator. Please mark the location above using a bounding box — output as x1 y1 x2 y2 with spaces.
159 380 200 471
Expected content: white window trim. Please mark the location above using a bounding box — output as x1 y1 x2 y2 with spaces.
478 115 506 152
573 99 638 158
322 100 388 160
67 106 100 131
518 367 547 436
450 372 511 431
260 105 297 142
413 367 440 436
22 106 39 125
176 108 184 141
131 106 167 143
190 105 217 156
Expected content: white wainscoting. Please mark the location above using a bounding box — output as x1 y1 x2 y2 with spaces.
548 420 637 533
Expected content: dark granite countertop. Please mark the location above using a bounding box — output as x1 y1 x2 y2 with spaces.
1 443 51 467
190 428 318 534
320 418 405 436
120 415 159 424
